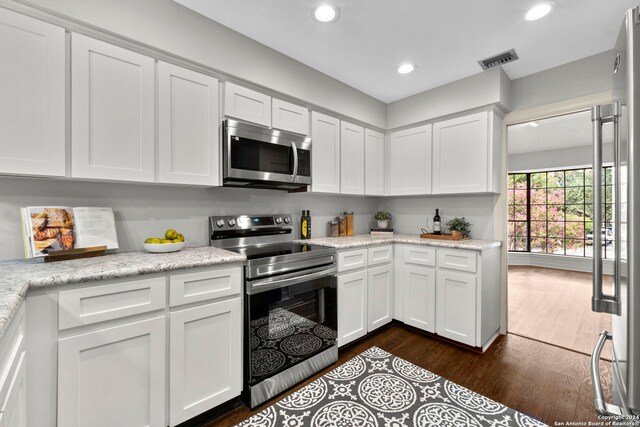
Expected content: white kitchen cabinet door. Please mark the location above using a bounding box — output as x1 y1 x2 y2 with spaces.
367 264 393 332
169 298 241 426
403 265 436 333
436 270 477 346
388 125 432 195
0 9 65 177
310 112 340 193
57 317 166 427
340 121 365 195
338 270 367 347
71 34 155 182
224 82 271 127
0 351 26 427
158 62 219 186
432 111 489 194
364 129 385 196
272 98 309 135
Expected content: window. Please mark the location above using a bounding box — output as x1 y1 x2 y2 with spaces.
508 167 614 258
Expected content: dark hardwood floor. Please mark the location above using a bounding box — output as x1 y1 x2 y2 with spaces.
204 324 612 426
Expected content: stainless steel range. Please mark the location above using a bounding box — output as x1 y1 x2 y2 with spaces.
210 214 338 408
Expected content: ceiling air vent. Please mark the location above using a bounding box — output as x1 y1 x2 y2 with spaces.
478 49 519 70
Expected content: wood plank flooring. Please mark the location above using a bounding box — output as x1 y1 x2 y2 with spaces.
204 325 612 426
508 265 612 359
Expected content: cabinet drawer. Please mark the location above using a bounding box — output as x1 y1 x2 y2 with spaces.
437 249 477 273
368 245 393 266
338 249 367 272
58 276 167 330
169 266 241 307
403 246 436 267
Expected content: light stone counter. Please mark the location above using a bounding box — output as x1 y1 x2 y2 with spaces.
0 247 245 343
298 233 502 251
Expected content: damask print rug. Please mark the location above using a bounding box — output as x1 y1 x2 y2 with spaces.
235 346 548 427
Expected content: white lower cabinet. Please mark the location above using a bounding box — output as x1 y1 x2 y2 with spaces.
367 265 393 331
436 270 477 346
169 298 241 426
403 264 436 332
57 317 167 427
0 303 27 427
0 351 26 427
337 270 367 347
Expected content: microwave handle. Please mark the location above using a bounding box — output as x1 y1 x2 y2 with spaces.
291 141 299 181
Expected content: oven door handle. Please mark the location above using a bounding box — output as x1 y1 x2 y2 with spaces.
247 266 336 295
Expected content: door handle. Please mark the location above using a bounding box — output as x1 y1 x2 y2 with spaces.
291 141 299 182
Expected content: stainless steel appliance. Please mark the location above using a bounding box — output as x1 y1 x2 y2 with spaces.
223 119 311 191
590 5 640 418
210 214 337 408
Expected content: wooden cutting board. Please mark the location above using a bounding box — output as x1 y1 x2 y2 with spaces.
420 233 468 241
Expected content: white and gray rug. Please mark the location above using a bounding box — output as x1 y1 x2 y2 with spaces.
236 346 547 427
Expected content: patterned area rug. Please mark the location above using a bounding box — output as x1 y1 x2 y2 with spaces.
236 346 548 427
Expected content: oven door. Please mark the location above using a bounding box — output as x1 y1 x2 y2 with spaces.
224 120 311 185
245 266 337 386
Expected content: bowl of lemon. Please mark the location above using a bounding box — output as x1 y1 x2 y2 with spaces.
143 229 186 253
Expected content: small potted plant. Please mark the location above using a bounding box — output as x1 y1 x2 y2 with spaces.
446 217 471 239
374 211 392 229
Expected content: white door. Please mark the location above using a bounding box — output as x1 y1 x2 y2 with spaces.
310 112 340 193
224 82 271 127
364 129 385 196
338 270 367 347
367 264 393 332
0 9 65 177
436 270 477 346
388 125 432 195
158 62 219 186
71 34 155 182
340 121 365 195
403 265 436 332
57 317 166 427
272 98 309 135
169 298 241 426
432 111 488 194
0 351 26 427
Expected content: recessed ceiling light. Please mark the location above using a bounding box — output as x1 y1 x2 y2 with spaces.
525 2 555 21
397 63 415 74
314 4 339 23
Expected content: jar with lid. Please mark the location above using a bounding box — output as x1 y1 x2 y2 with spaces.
345 212 354 236
330 220 339 237
338 216 347 237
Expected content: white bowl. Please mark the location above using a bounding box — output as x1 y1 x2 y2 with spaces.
143 241 186 253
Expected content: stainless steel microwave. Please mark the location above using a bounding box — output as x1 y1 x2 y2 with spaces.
223 119 311 191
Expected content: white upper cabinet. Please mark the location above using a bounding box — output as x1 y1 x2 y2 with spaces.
158 62 219 186
272 98 309 135
310 112 340 193
0 9 65 177
340 121 365 195
388 124 432 195
432 111 496 194
71 34 155 182
364 129 385 196
224 82 271 127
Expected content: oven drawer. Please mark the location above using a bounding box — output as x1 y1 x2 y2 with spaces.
170 266 242 307
59 276 167 330
437 249 477 273
368 245 393 266
338 249 367 272
404 246 436 267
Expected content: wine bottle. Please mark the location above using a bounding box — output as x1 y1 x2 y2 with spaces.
301 210 308 239
306 210 312 239
433 209 441 235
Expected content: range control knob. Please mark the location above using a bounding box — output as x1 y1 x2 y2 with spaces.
216 219 225 228
228 219 237 227
283 217 291 224
275 217 283 224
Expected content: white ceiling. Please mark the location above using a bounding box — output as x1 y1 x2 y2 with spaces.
174 0 638 103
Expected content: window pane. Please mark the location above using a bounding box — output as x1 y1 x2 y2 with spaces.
565 170 584 187
508 174 515 190
585 187 593 204
547 188 564 204
514 174 527 189
515 189 527 204
530 237 546 253
566 204 586 221
566 187 585 204
530 189 546 204
531 173 546 188
585 169 593 186
566 239 585 256
566 222 585 239
508 190 515 205
507 222 515 238
548 206 564 221
531 205 546 221
515 237 527 251
547 238 565 254
548 171 564 187
548 222 565 238
515 205 527 221
530 221 547 237
514 221 528 237
604 167 613 185
604 185 613 203
508 205 515 221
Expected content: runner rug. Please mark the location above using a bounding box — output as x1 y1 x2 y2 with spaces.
235 346 547 427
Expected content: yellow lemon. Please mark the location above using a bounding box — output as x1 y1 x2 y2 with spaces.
176 233 185 242
165 229 178 240
160 239 173 244
145 238 162 244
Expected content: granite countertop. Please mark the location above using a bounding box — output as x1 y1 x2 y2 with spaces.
298 233 502 251
0 247 245 343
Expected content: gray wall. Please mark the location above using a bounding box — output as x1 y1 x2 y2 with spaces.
508 143 614 172
15 0 386 128
0 177 377 261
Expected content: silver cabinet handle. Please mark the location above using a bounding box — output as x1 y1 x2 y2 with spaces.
291 141 299 182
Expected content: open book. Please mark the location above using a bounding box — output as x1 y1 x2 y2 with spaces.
21 207 119 258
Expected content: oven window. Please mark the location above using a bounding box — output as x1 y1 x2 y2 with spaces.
230 137 292 175
246 275 337 385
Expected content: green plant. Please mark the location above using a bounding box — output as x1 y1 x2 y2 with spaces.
446 217 471 233
375 211 392 221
